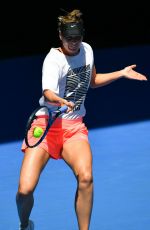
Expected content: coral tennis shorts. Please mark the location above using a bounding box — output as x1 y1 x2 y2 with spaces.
21 117 89 159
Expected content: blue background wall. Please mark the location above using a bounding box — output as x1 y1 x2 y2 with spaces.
0 45 149 143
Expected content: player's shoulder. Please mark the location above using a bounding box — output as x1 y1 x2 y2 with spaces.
81 42 93 51
81 42 94 57
43 48 63 64
45 48 61 59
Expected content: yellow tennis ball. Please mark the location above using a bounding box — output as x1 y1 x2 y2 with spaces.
33 127 43 138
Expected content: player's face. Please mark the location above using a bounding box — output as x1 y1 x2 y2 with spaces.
61 35 83 56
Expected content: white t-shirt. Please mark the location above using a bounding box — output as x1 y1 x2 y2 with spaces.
39 42 94 119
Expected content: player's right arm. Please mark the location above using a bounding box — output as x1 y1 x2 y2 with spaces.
43 89 74 112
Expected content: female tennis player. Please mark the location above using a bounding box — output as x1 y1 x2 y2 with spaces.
16 9 147 230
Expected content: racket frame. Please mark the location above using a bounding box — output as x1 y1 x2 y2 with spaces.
24 105 68 148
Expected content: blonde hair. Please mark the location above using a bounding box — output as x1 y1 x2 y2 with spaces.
58 9 83 28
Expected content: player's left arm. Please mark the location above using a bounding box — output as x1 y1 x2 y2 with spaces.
90 65 148 88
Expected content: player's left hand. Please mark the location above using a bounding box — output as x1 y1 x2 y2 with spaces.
121 64 148 81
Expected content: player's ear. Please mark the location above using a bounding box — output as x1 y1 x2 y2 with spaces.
59 31 63 41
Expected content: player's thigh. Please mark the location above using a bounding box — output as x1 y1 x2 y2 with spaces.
19 147 50 192
62 140 93 177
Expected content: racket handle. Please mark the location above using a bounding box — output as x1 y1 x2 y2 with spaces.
59 105 68 113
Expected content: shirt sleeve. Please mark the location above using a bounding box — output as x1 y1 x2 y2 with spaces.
42 54 60 94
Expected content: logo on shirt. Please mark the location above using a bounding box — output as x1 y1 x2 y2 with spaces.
64 65 91 111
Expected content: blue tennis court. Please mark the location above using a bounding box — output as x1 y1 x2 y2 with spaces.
1 119 150 230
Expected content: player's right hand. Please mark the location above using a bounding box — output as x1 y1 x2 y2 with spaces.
60 99 75 113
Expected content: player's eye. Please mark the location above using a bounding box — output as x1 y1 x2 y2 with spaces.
65 36 82 42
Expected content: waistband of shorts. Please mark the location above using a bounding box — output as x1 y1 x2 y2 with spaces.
36 116 83 127
55 117 83 125
52 117 84 129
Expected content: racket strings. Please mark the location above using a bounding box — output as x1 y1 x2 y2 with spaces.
25 107 51 147
27 117 48 140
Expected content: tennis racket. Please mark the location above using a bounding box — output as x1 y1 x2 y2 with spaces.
24 105 68 148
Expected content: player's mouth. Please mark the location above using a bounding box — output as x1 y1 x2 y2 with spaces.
68 45 79 52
